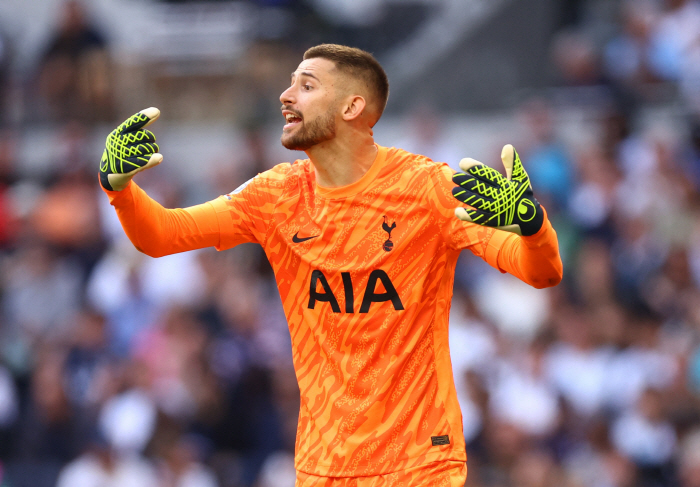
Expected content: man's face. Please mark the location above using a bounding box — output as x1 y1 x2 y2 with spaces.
280 58 340 151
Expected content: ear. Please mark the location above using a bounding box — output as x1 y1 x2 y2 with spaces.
341 95 367 122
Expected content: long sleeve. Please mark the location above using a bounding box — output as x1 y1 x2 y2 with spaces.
103 180 221 257
491 207 563 289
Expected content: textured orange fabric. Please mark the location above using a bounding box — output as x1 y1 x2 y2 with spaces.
295 460 467 487
104 145 562 478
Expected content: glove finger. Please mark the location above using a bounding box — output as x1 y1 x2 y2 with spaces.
467 164 508 187
119 107 160 133
118 112 151 134
452 186 496 208
110 142 158 163
458 157 483 172
116 155 154 173
468 209 497 225
122 129 156 146
454 207 496 224
126 142 160 156
502 144 530 185
452 170 500 193
500 144 515 180
123 153 163 174
453 172 504 205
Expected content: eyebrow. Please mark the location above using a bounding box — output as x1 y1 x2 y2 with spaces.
291 71 321 83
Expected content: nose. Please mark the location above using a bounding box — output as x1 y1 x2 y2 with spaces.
280 85 295 106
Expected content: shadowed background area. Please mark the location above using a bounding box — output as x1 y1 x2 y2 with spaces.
0 0 700 486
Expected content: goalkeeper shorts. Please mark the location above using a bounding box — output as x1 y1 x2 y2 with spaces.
295 460 467 487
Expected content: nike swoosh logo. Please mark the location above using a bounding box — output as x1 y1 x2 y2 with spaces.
292 232 319 243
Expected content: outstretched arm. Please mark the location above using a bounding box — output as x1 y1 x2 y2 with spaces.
99 108 221 257
103 181 220 257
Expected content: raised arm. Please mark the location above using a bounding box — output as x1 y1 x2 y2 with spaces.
99 108 220 257
451 144 563 288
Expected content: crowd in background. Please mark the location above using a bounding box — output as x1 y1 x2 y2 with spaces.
1 0 700 486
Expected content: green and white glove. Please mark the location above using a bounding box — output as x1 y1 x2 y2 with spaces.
99 107 163 191
451 144 543 236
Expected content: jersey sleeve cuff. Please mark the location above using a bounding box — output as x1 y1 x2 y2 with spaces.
99 174 134 204
484 228 513 273
521 206 553 249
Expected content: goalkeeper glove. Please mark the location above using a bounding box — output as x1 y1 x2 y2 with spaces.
451 144 544 236
99 107 163 191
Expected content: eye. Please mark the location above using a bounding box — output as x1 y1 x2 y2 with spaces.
303 84 313 91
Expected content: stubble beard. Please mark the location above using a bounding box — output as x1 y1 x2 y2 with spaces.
281 106 337 151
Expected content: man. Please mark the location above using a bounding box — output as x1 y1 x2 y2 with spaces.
100 44 562 486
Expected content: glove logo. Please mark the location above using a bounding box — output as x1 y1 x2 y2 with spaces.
381 216 397 252
517 199 537 222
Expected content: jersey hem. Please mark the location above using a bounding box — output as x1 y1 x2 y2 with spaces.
294 450 467 478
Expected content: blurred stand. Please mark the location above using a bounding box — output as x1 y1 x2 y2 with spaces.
0 1 700 486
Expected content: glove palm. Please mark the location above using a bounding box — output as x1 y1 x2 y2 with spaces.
451 144 543 236
100 107 163 191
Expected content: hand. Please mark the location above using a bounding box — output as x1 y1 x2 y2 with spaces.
451 144 543 236
99 107 163 191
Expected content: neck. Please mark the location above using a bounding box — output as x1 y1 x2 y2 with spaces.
305 132 377 188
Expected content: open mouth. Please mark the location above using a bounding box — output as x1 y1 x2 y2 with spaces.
283 111 303 130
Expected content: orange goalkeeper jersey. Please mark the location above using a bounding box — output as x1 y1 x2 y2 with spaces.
104 145 562 478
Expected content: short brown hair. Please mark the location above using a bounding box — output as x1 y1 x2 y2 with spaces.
303 44 389 125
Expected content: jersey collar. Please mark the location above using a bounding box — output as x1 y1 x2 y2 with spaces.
315 144 387 199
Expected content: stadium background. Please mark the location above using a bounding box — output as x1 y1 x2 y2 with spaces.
0 0 699 486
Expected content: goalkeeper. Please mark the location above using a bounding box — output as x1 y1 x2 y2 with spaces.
100 44 562 487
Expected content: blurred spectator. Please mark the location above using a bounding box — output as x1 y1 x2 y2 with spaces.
551 29 601 86
473 270 551 341
154 433 219 487
8 347 88 486
681 117 700 194
449 293 497 444
602 0 658 85
572 239 616 305
132 306 213 421
2 0 700 486
31 170 102 256
647 0 700 82
568 149 618 235
610 217 667 309
510 449 564 487
98 382 157 455
518 98 575 213
0 363 18 459
610 388 677 485
256 451 296 487
489 336 560 438
544 306 611 418
397 103 462 170
2 240 82 342
680 428 700 487
33 0 114 123
603 314 678 412
0 130 18 249
87 244 206 356
0 23 11 128
0 364 17 426
55 437 159 487
63 309 112 409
